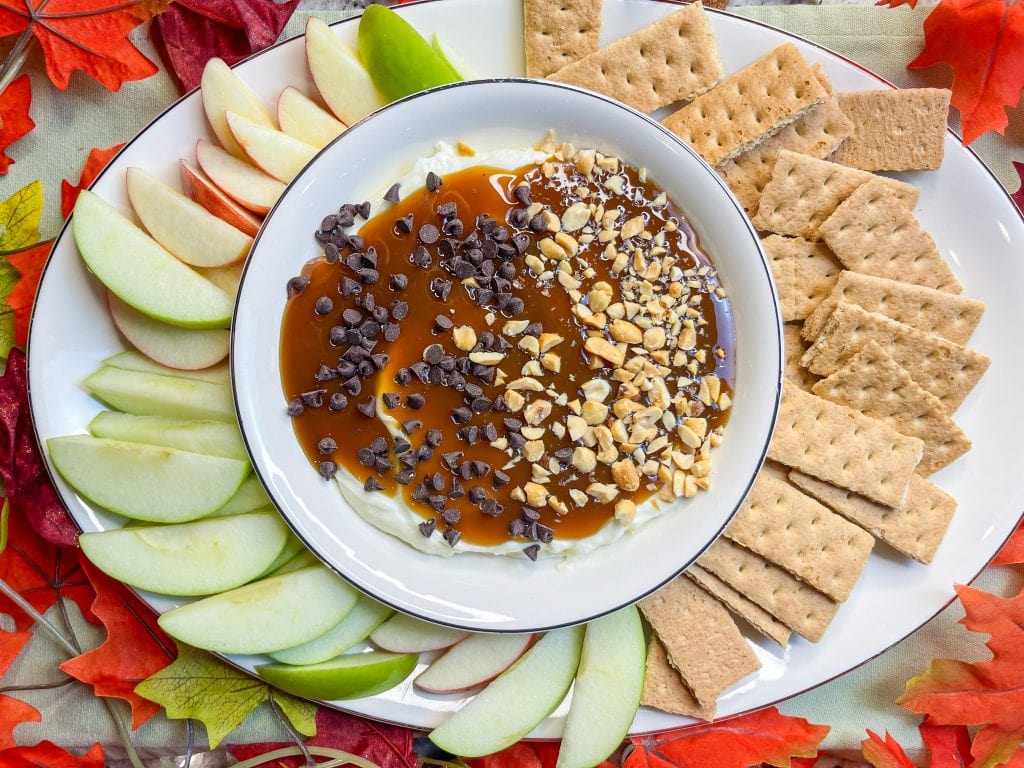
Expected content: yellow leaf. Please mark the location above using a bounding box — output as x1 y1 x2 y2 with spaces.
0 180 43 252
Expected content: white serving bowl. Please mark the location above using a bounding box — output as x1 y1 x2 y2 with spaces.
232 78 782 633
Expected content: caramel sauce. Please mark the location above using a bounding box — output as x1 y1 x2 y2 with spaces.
281 160 734 549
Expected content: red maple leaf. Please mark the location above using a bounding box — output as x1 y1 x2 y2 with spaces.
1011 162 1024 217
5 240 52 346
0 349 78 547
60 144 123 219
0 627 41 749
992 518 1024 567
0 75 33 175
0 740 104 767
862 730 916 768
462 741 614 768
59 554 176 729
879 0 1024 144
0 0 158 91
628 707 829 768
919 720 972 768
150 0 300 93
899 584 1024 768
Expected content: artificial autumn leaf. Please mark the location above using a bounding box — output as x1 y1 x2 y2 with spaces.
150 0 300 93
0 179 43 251
135 643 315 748
0 349 79 546
131 0 174 21
919 720 971 768
900 584 1024 768
0 626 40 749
60 144 123 219
0 75 33 175
862 730 916 768
0 740 104 768
59 555 176 729
1012 162 1024 217
629 707 829 768
6 241 52 346
228 707 416 768
0 0 158 91
621 745 678 768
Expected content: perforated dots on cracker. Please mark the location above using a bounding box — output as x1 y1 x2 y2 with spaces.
523 0 602 79
762 234 842 321
685 564 792 647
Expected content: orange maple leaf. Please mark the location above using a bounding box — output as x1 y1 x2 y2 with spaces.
0 740 104 767
899 584 1024 768
0 75 33 174
0 628 40 749
59 554 176 729
881 0 1024 144
60 144 123 219
629 707 829 768
862 730 916 768
0 0 158 91
5 240 51 345
993 519 1024 566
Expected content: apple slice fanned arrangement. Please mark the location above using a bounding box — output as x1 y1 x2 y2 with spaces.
45 6 645 766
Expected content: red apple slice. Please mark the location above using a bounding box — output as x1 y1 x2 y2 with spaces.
108 291 229 370
415 633 534 693
200 58 276 159
278 87 346 150
226 111 317 183
195 140 284 215
180 160 261 237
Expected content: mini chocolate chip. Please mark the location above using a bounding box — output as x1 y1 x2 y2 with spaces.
343 377 362 396
412 483 429 501
393 436 411 454
364 476 384 492
443 528 461 547
492 470 510 489
508 208 528 229
356 397 376 418
395 468 415 485
411 361 430 382
382 392 400 408
357 201 371 219
508 433 526 450
436 201 457 218
470 396 491 413
390 273 409 291
319 461 337 480
328 392 348 411
419 223 440 244
287 398 304 416
318 437 337 455
442 451 463 469
357 447 376 467
342 308 362 326
468 486 486 504
535 523 555 543
442 508 461 525
425 428 443 447
451 406 472 424
525 322 542 336
412 246 431 268
506 298 525 316
329 326 347 345
513 185 531 205
345 254 362 272
434 314 454 332
340 277 361 297
509 518 526 537
453 259 475 279
348 234 365 250
314 296 334 315
375 457 393 474
472 460 490 477
370 437 388 455
371 353 388 370
444 218 465 237
504 418 522 432
449 478 465 498
522 506 541 521
301 389 326 408
426 172 442 192
423 344 444 364
459 461 474 480
402 418 423 433
315 364 336 383
357 360 374 378
481 498 500 516
417 445 434 462
384 183 401 203
394 367 412 385
321 214 338 231
406 393 426 410
395 214 414 234
430 473 445 492
337 209 355 227
528 213 546 232
324 243 340 264
428 494 446 511
383 323 401 342
337 360 357 378
431 278 453 300
358 268 379 285
418 518 436 537
288 275 310 296
523 544 540 561
554 447 573 464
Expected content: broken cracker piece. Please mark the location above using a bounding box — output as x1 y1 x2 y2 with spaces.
685 563 792 647
818 179 962 294
811 341 971 475
641 637 715 720
762 235 843 321
789 470 956 565
524 0 602 79
751 150 919 239
768 381 923 508
547 3 721 114
832 88 951 171
784 323 818 391
662 43 830 166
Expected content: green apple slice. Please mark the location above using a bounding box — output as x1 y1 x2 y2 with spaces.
158 565 359 654
226 111 317 183
79 511 288 596
358 5 460 102
258 650 417 700
415 633 534 693
370 613 468 653
88 411 246 460
201 58 276 160
102 350 228 385
270 596 393 665
83 366 234 422
126 167 252 268
206 476 272 517
266 548 318 577
47 435 249 522
429 625 584 756
107 293 229 372
305 17 384 124
556 607 646 768
277 87 346 150
431 34 475 80
73 191 233 329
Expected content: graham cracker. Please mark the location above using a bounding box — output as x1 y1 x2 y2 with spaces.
763 235 843 321
784 323 818 391
523 0 602 79
547 4 721 114
641 637 715 720
661 44 830 166
717 97 853 214
751 151 920 239
768 381 924 507
811 341 971 475
789 470 956 565
725 471 874 602
819 179 962 294
800 303 991 413
638 576 760 712
685 563 792 647
802 271 985 345
697 537 839 642
832 89 951 171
